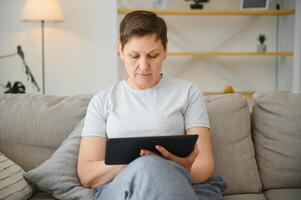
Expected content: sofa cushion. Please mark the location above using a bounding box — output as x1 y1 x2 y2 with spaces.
0 94 92 171
24 119 94 200
264 189 301 200
0 152 33 200
28 191 57 200
224 193 267 200
252 92 301 189
206 94 262 195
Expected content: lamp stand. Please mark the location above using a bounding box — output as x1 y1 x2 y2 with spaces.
41 20 45 94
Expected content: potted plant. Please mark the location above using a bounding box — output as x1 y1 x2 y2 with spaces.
0 46 40 94
257 34 267 52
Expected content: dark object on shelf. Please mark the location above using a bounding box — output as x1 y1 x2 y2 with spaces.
258 34 266 44
257 34 267 52
4 81 26 94
241 0 269 9
185 0 210 9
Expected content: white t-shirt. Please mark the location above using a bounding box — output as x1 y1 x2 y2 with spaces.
82 75 210 138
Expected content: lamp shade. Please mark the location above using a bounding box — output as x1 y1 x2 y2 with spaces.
21 0 64 22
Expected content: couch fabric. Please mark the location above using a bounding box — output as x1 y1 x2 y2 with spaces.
252 92 301 190
0 92 300 200
0 94 91 171
264 189 301 200
23 119 94 200
206 94 262 195
223 193 267 200
28 191 57 200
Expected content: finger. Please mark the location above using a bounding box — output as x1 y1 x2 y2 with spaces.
140 149 155 156
190 146 199 161
155 145 175 160
193 145 199 155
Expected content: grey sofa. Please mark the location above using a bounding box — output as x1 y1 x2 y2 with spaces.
0 92 300 200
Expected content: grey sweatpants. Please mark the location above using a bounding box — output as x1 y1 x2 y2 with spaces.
95 155 226 200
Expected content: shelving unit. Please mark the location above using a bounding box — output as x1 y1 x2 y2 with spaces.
118 8 295 16
203 91 254 99
117 7 296 96
168 51 294 57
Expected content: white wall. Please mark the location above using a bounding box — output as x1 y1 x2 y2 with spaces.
0 0 117 96
278 0 295 91
1 0 297 95
118 0 296 93
292 0 301 93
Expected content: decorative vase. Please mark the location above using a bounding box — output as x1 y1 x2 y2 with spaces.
257 44 267 52
223 85 234 94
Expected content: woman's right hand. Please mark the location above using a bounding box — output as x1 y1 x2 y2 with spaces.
140 145 199 172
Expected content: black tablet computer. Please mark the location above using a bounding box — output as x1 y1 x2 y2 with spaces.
105 134 198 165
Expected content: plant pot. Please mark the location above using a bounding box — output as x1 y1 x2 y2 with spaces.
257 44 267 52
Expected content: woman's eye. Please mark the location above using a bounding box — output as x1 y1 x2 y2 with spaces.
148 54 159 59
130 55 139 59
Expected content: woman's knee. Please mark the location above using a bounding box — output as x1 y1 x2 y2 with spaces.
129 155 170 172
104 155 196 200
127 155 189 179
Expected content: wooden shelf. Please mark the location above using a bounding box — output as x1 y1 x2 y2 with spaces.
118 8 295 15
168 51 294 57
203 91 254 98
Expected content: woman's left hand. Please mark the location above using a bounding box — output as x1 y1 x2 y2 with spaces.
140 145 199 172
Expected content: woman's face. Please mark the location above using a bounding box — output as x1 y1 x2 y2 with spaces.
119 34 167 90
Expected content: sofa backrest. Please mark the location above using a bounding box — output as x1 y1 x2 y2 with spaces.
0 94 92 171
252 92 301 190
206 94 262 195
0 93 263 195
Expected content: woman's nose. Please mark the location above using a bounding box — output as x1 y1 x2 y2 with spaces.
138 57 150 70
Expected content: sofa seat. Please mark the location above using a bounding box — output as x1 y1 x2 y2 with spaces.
223 193 267 200
28 189 301 200
264 188 301 200
29 191 57 200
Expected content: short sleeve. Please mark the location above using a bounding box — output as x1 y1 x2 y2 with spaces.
184 84 210 130
81 94 107 137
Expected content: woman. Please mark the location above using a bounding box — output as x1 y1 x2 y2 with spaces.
77 10 226 200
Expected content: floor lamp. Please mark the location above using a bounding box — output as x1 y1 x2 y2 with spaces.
21 0 64 94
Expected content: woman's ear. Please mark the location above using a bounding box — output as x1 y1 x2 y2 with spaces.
118 42 124 61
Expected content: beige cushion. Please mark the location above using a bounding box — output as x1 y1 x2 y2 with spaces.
24 119 94 200
223 193 267 200
0 94 92 171
252 92 301 189
206 94 262 195
0 152 33 200
264 189 301 200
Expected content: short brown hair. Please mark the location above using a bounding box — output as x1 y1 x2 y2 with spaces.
119 10 168 50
